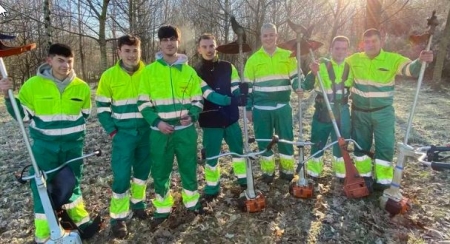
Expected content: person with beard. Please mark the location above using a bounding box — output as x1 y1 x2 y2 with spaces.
194 33 247 202
346 29 433 190
244 23 303 183
95 35 151 239
137 25 204 228
0 43 101 243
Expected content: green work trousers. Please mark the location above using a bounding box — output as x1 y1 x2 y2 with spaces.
202 122 246 195
109 128 151 222
150 125 200 218
352 105 395 184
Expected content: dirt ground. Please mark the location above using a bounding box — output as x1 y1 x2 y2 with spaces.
0 80 449 244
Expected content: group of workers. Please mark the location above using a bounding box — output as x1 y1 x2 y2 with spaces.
0 22 433 242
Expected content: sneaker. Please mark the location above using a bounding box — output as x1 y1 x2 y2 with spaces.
132 209 149 220
279 172 294 181
261 173 275 184
150 217 168 230
111 220 127 239
80 215 104 239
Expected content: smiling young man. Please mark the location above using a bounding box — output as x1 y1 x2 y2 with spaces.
95 35 151 239
0 43 101 243
194 33 247 202
244 23 303 183
137 25 204 228
302 36 353 180
346 28 433 190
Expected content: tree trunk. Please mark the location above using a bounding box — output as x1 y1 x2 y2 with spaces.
432 8 450 84
43 0 52 51
78 0 86 80
366 0 382 29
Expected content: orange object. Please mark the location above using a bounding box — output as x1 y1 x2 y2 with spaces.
290 182 314 199
385 197 411 215
240 192 266 213
0 41 36 57
339 138 370 198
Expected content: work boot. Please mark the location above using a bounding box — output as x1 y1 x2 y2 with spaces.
363 177 374 193
279 172 294 181
261 173 275 184
373 182 390 192
132 209 149 220
240 183 247 190
111 220 127 239
201 193 219 203
80 215 104 239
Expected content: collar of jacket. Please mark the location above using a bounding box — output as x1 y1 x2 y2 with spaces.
362 49 387 61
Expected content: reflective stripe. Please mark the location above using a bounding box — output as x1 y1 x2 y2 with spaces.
30 123 85 136
183 189 197 196
375 159 391 167
279 153 293 159
35 213 47 220
97 107 111 113
22 105 33 121
111 112 143 120
314 88 346 95
359 172 372 177
82 108 91 115
231 86 239 93
38 114 83 122
377 179 392 184
335 173 346 178
153 98 191 106
185 201 197 208
354 155 370 161
253 85 291 92
254 74 289 83
113 191 129 199
203 89 213 98
157 110 189 119
192 100 204 109
398 61 411 75
351 87 394 98
404 63 412 76
156 207 172 213
110 211 131 219
62 196 83 210
307 170 319 177
206 180 219 186
132 178 147 185
151 123 192 131
254 103 286 110
96 96 112 103
138 102 153 111
112 98 138 106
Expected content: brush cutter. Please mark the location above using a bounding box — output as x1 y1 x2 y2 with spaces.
0 38 101 243
309 46 369 198
287 19 313 199
415 145 450 171
380 11 439 216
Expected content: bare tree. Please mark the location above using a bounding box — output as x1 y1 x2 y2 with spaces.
432 6 450 83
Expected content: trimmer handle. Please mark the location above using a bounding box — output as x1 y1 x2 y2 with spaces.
430 162 450 171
